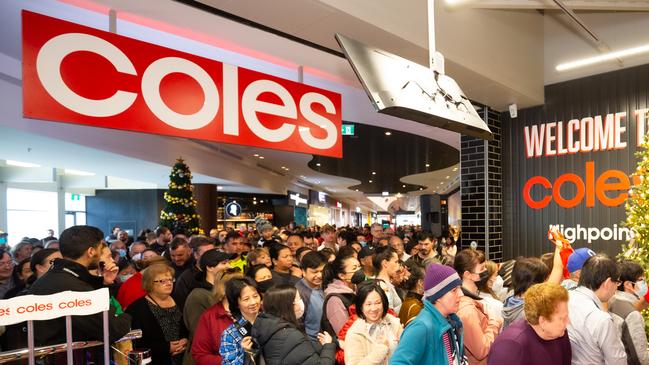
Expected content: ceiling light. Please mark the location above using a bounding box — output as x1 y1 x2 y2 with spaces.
217 186 223 190
281 166 286 169
446 176 450 179
382 191 389 196
253 197 256 200
556 43 649 71
253 154 259 157
372 171 376 175
253 201 257 205
284 168 289 171
6 160 40 167
420 187 423 191
259 156 265 159
316 163 321 167
369 180 373 183
452 167 458 171
64 169 95 176
260 200 264 203
300 175 305 178
425 164 430 167
384 131 392 136
402 184 406 188
355 189 359 192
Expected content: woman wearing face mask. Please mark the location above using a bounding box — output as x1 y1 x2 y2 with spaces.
476 260 505 323
454 249 503 365
247 264 275 294
252 285 335 365
398 261 425 326
220 278 261 365
609 260 649 364
344 281 402 365
322 254 361 337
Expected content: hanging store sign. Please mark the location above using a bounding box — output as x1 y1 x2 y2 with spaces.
287 191 308 208
225 200 242 218
22 11 343 158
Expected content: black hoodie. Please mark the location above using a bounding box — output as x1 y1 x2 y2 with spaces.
252 312 336 365
26 258 132 345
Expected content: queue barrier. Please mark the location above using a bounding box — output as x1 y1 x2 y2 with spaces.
0 329 143 363
0 288 148 364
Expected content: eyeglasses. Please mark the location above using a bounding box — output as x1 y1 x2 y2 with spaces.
153 278 175 285
0 261 14 268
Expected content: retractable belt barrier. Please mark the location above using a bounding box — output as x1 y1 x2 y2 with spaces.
0 288 147 364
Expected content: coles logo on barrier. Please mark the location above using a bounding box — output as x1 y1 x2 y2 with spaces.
0 288 109 326
22 11 343 158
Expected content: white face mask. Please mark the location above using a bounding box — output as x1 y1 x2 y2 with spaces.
635 280 648 297
294 298 305 319
491 275 504 294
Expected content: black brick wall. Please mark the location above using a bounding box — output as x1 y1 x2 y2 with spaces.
460 107 503 260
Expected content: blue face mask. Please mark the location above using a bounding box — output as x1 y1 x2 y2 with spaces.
635 280 648 297
0 237 6 246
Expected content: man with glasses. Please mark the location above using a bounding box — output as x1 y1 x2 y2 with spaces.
567 254 627 365
369 223 384 247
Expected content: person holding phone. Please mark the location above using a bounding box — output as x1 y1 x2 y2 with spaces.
220 277 261 365
27 225 131 345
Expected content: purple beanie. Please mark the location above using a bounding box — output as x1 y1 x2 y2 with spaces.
424 263 462 302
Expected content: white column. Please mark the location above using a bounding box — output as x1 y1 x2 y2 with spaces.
0 182 7 233
55 170 66 234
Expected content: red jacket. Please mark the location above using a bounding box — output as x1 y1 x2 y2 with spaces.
116 272 145 310
191 302 233 365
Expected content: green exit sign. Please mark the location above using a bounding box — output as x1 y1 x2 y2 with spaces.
70 194 80 201
342 124 355 136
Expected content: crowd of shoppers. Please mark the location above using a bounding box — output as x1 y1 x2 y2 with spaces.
0 221 647 365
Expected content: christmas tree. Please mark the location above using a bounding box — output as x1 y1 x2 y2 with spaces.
159 158 202 235
621 137 649 266
620 137 649 329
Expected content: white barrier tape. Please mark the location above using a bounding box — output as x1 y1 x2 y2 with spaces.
0 288 109 326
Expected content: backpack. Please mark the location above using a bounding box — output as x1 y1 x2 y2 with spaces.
609 297 641 365
320 292 355 343
335 305 358 365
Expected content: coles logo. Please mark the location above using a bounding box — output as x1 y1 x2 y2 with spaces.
22 11 342 157
523 161 639 209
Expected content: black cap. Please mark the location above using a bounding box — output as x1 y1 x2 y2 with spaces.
358 246 375 260
200 249 236 271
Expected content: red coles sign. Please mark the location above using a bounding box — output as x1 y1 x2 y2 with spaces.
22 11 343 158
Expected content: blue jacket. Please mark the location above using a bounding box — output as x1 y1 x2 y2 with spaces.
389 300 465 365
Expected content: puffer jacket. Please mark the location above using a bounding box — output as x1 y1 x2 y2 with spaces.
252 313 336 365
344 314 402 365
456 289 501 365
609 291 649 365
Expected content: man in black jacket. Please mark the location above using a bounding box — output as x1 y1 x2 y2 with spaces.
27 225 132 345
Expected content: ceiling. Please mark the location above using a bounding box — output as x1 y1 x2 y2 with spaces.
1 0 649 214
309 123 458 195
